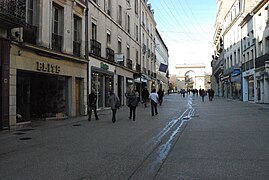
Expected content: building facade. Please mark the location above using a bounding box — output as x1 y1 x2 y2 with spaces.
0 0 168 130
212 0 269 104
155 29 169 93
0 0 88 129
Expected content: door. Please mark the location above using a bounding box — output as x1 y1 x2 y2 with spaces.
75 79 81 116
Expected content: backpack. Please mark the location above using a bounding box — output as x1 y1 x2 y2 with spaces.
115 96 121 108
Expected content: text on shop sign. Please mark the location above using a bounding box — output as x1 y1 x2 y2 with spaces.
36 62 60 73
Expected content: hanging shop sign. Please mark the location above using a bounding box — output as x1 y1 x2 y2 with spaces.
100 62 109 70
36 62 60 74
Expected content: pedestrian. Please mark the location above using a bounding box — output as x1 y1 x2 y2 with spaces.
201 89 205 102
107 91 120 123
208 88 215 101
126 89 138 121
88 89 99 121
135 90 139 103
149 89 159 116
157 88 164 106
142 87 149 107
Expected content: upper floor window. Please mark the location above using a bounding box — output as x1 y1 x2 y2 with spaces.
127 46 130 59
135 25 138 41
135 0 138 14
126 14 130 33
107 0 112 15
118 5 122 25
107 31 111 48
26 0 34 25
118 40 122 53
142 11 144 26
52 4 63 35
92 22 97 40
74 15 81 43
265 37 269 53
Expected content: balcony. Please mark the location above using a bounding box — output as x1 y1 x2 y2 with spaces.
73 41 81 57
136 64 141 73
106 48 114 62
0 0 26 28
143 67 147 74
256 53 269 69
52 33 62 52
90 39 101 57
23 24 37 44
127 59 133 70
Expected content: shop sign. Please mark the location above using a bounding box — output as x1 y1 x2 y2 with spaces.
36 62 60 74
100 62 109 70
127 79 133 83
231 69 240 77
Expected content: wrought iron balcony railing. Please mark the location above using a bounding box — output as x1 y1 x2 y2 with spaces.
90 39 101 57
73 41 81 57
136 64 141 73
106 48 114 62
23 24 37 44
0 0 26 28
143 67 147 74
127 59 132 70
52 33 62 52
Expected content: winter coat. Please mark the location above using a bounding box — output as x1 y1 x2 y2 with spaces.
108 94 120 110
126 91 138 107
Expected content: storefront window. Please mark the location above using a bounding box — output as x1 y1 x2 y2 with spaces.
248 76 254 101
92 71 113 108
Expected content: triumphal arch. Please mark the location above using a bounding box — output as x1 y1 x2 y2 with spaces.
175 63 206 90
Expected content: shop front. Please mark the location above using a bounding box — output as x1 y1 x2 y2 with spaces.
230 69 241 100
9 45 87 128
242 70 255 102
91 65 114 109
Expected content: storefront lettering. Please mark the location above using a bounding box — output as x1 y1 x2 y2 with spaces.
37 62 60 74
100 62 109 70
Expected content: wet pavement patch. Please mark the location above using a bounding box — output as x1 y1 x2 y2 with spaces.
17 128 34 132
13 132 26 135
72 124 81 126
19 137 32 140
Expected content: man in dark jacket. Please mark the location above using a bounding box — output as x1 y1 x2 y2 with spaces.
157 88 164 105
88 89 99 121
142 87 149 107
126 89 138 121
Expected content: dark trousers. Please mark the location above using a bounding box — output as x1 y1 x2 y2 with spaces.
129 106 136 120
112 109 117 123
142 98 147 107
151 100 158 116
159 97 163 106
89 105 98 120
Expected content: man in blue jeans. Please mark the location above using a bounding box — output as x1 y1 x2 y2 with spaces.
149 89 159 116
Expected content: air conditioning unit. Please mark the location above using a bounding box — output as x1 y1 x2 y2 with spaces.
11 28 23 42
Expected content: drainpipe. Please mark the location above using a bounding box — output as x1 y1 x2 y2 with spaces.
85 0 89 113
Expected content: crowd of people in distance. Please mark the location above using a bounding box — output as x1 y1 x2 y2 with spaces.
179 88 215 102
88 86 215 123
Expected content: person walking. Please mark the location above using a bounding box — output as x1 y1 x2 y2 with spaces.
107 91 120 123
142 87 149 108
201 89 205 102
126 89 138 121
88 89 99 121
157 88 164 106
149 89 159 116
208 88 215 101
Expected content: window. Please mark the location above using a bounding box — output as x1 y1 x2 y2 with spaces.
107 0 111 15
258 41 263 56
135 0 138 14
92 22 97 40
107 32 111 48
73 15 81 56
127 46 130 59
127 15 130 33
26 0 34 25
74 15 81 43
118 5 122 25
266 37 269 53
118 40 122 53
52 4 63 36
136 50 138 63
52 3 63 51
135 25 138 41
234 51 236 65
142 11 144 26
